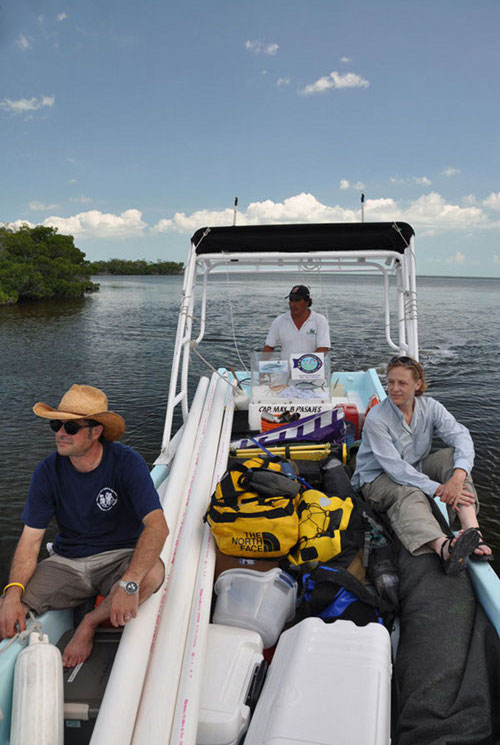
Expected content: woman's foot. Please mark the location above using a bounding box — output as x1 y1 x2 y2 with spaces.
438 529 481 575
468 528 494 561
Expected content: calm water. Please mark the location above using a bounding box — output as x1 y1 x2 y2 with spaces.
0 273 499 585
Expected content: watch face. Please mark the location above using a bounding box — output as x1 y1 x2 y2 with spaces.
125 581 139 594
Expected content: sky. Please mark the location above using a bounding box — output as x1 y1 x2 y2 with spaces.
1 0 499 276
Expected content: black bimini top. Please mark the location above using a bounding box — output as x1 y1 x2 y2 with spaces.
192 222 414 256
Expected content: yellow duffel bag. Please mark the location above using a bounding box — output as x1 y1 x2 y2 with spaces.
288 489 361 566
206 457 300 558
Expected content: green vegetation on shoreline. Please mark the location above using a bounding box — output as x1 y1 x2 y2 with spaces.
89 258 183 275
0 226 98 306
0 226 184 306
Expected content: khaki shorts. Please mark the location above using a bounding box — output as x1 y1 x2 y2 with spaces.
361 448 478 556
23 548 135 615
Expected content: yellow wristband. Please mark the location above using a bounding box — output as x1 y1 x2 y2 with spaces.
2 582 25 596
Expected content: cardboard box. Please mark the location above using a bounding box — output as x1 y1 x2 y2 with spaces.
215 547 280 580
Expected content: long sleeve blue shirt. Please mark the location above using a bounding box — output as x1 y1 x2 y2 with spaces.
352 395 474 496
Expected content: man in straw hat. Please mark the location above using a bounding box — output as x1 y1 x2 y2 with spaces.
0 384 168 667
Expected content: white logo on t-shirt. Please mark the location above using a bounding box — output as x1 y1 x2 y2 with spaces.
96 488 118 511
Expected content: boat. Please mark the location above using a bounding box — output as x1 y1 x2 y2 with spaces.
1 221 499 745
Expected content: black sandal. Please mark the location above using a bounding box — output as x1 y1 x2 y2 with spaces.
468 527 494 563
440 528 481 575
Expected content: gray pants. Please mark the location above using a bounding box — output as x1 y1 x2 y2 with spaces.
361 448 478 556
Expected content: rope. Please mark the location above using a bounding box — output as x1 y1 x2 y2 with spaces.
392 222 409 248
297 263 331 328
316 266 331 328
223 255 250 374
194 227 211 251
189 341 241 393
0 611 44 656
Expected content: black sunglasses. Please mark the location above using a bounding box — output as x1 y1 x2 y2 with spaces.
49 419 99 435
389 356 417 367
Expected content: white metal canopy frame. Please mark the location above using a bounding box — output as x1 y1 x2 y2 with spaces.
161 221 418 457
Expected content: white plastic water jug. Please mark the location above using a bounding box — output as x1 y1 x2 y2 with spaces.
10 631 64 745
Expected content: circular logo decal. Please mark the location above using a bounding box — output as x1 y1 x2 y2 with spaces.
96 488 118 512
295 354 323 374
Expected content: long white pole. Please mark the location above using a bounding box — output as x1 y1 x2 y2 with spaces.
90 377 210 745
169 393 235 745
131 374 227 745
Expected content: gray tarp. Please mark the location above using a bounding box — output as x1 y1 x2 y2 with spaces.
395 549 500 745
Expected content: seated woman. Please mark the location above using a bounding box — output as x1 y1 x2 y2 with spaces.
352 356 492 574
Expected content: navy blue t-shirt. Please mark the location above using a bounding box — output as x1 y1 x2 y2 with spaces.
22 442 162 558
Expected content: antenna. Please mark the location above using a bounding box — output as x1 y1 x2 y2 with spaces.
233 196 238 226
361 192 365 223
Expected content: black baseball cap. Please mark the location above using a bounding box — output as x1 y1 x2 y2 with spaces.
286 285 311 300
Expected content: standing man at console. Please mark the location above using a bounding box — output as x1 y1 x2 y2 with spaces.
352 356 492 573
263 285 331 359
0 384 168 667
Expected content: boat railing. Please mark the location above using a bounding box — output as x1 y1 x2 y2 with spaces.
160 233 419 459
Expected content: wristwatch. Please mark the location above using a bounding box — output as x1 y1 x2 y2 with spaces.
118 580 140 595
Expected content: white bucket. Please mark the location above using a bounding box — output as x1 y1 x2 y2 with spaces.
213 568 297 648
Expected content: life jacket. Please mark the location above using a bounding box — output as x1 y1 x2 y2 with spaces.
206 457 300 558
287 489 363 567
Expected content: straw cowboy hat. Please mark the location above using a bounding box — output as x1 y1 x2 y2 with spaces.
33 384 126 441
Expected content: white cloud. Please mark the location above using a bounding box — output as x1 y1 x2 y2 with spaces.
36 209 146 238
152 191 493 235
68 179 78 184
340 179 364 191
301 71 369 95
245 40 279 56
0 220 35 231
16 34 32 50
483 192 500 210
340 56 352 63
403 192 485 229
493 256 500 265
69 195 93 204
390 176 432 186
57 12 67 21
0 95 55 114
446 252 465 264
277 77 291 87
29 201 59 211
442 166 460 177
154 194 360 234
463 194 477 205
5 192 497 244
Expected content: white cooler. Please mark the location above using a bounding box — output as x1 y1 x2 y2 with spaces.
197 624 266 745
244 618 392 745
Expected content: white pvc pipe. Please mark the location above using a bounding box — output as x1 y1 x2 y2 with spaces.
90 377 210 745
132 374 227 745
169 394 235 745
